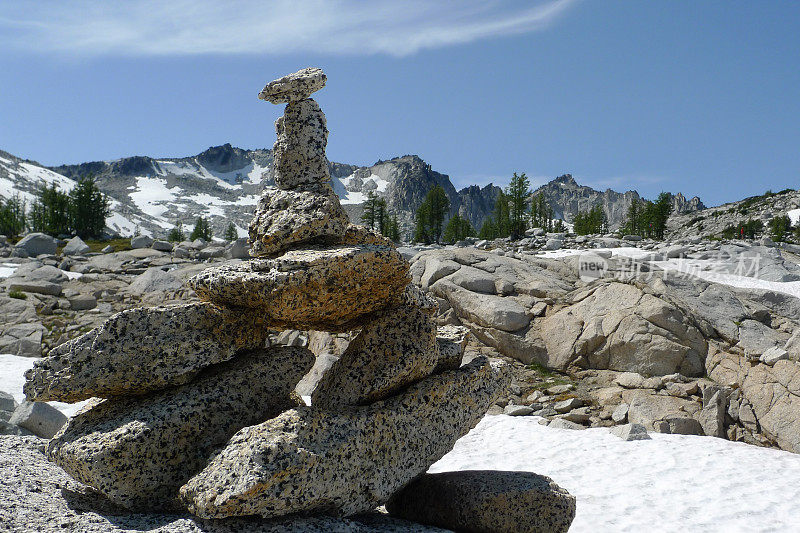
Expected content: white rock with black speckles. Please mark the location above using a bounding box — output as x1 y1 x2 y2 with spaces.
47 347 313 512
258 67 326 104
341 224 397 248
386 470 576 533
402 283 438 315
248 183 349 257
180 357 510 519
312 305 440 408
435 324 471 371
24 302 271 402
273 99 330 189
188 245 410 332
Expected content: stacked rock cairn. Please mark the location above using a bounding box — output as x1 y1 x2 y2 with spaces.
22 68 516 520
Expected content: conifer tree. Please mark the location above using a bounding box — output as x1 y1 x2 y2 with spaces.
29 183 70 236
386 213 401 242
167 222 185 242
190 217 212 241
443 213 476 243
506 172 531 240
69 176 110 239
224 222 238 241
0 195 26 238
361 191 378 230
412 186 450 243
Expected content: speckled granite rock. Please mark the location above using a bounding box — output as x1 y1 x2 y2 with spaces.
258 67 326 104
248 183 349 256
435 325 471 371
403 283 438 315
272 99 330 189
24 303 270 402
188 245 410 331
312 305 440 408
386 470 576 533
1 436 449 532
47 347 313 511
341 224 396 248
180 357 510 519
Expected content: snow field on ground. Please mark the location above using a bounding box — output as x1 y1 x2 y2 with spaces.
433 415 800 533
538 246 800 300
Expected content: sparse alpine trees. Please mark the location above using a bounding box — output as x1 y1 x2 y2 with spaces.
29 183 70 236
168 222 185 242
574 205 608 235
530 193 554 231
190 217 213 241
0 195 27 238
442 213 476 243
768 215 792 242
69 176 110 239
620 192 672 239
413 185 450 244
224 222 238 241
361 191 395 237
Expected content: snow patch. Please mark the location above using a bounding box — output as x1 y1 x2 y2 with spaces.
433 415 800 533
106 212 141 237
0 263 18 278
788 208 800 226
539 246 800 300
0 354 89 418
129 176 177 219
340 190 367 205
333 172 390 205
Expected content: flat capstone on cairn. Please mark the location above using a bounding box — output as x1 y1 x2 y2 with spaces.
20 67 574 531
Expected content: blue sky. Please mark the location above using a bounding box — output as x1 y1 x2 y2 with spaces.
0 0 798 206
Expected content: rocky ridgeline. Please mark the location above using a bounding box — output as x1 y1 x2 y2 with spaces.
8 69 576 532
667 188 800 241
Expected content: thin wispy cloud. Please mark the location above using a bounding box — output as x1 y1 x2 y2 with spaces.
0 0 577 57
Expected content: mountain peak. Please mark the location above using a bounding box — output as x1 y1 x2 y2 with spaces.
195 144 250 173
552 174 577 186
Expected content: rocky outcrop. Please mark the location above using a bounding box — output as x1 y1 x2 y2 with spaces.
1 435 451 532
25 303 271 402
248 183 349 256
188 245 410 331
15 232 58 256
386 470 576 533
532 174 704 230
706 347 800 453
537 281 707 376
47 348 312 511
180 358 510 519
258 67 326 104
312 304 442 407
411 244 800 453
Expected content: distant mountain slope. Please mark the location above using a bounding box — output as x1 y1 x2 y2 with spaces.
2 144 706 239
47 144 272 237
331 154 503 235
533 174 705 230
666 188 800 240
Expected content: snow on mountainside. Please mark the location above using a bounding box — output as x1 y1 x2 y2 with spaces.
1 145 504 239
0 150 78 204
2 144 716 240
